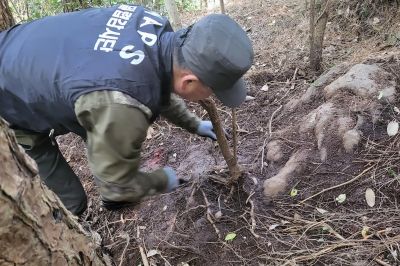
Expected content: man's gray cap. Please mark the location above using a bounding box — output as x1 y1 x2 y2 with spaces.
181 14 254 108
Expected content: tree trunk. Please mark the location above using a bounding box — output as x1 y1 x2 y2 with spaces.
313 11 328 71
164 0 182 30
219 0 225 14
309 0 316 71
200 0 207 9
0 117 112 266
0 0 15 32
309 0 328 72
63 0 88 12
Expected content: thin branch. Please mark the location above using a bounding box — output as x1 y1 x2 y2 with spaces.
300 164 376 203
232 108 238 164
269 105 283 137
118 233 130 266
200 187 221 239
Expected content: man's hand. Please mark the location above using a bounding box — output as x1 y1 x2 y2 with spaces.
195 121 229 141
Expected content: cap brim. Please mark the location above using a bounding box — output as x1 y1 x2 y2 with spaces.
212 78 247 108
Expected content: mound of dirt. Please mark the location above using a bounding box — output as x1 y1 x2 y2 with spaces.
263 63 397 197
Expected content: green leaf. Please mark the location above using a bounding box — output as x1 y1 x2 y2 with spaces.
387 168 395 175
322 226 328 231
317 238 324 242
225 233 237 241
290 188 298 196
378 91 383 99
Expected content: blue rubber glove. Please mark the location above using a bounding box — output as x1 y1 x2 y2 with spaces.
162 167 187 192
196 121 229 141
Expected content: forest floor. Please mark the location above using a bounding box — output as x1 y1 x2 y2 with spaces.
58 0 400 265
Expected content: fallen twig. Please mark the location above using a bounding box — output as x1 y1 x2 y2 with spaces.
200 187 221 239
118 232 131 266
374 258 391 266
269 105 283 137
300 164 376 203
248 199 261 238
232 108 238 164
137 227 149 266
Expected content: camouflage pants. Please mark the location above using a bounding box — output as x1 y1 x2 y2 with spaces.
13 128 87 216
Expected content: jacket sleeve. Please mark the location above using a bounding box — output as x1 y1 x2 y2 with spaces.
160 93 201 133
74 90 177 203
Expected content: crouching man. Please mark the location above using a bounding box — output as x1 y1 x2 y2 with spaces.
0 4 254 216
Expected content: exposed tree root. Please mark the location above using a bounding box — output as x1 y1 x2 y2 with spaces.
200 187 221 239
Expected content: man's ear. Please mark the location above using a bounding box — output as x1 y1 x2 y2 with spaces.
181 73 199 88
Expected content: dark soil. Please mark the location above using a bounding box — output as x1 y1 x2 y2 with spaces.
57 1 400 265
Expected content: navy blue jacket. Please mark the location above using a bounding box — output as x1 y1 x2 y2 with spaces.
0 4 174 136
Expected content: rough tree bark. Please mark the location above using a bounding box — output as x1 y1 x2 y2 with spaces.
309 0 328 72
309 0 316 70
199 99 243 181
164 0 182 31
0 0 15 32
0 117 112 266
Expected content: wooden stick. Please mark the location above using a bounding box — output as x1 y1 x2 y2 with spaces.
138 245 149 266
118 233 131 266
269 105 283 137
248 199 261 238
200 187 221 239
374 258 391 266
137 228 150 266
199 99 242 180
232 108 238 164
300 164 376 203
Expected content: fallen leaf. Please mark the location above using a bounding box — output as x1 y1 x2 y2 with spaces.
214 211 222 219
269 224 279 230
336 194 346 203
147 250 158 257
225 233 237 241
268 20 276 26
146 126 154 139
361 226 369 238
293 213 302 220
365 188 375 207
387 121 399 136
316 208 328 214
245 95 255 101
261 85 269 91
317 238 324 242
290 188 298 196
378 91 383 99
